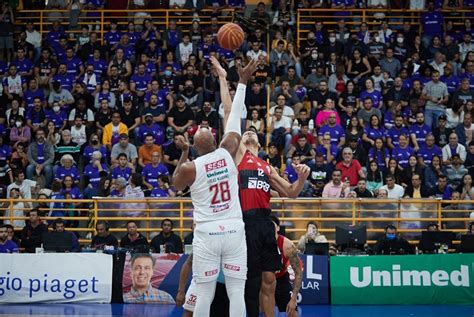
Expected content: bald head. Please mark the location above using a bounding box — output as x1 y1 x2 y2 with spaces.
193 128 216 155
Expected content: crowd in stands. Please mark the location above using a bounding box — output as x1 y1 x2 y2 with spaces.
0 0 474 250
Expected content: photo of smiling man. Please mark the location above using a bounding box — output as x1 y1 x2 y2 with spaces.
123 254 175 304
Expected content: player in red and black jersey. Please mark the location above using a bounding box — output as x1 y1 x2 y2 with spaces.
213 57 309 317
270 215 302 317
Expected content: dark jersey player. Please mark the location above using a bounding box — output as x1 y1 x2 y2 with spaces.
213 57 309 317
271 216 302 317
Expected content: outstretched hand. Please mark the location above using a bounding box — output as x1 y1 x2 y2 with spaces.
210 56 227 78
174 135 190 152
237 58 258 84
293 163 310 180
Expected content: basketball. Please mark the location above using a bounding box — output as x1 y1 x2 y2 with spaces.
217 23 245 51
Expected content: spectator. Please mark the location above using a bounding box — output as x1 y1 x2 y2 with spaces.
392 133 414 169
357 97 382 127
83 150 107 198
142 151 169 191
433 114 453 147
151 219 183 253
10 116 31 146
315 99 341 129
316 132 338 165
335 147 365 187
410 112 432 152
167 96 194 138
91 220 118 251
27 129 54 187
380 174 405 199
270 106 292 153
111 134 138 167
455 112 474 146
374 225 412 255
456 174 474 201
322 169 350 198
119 220 149 252
452 79 474 105
417 134 442 167
270 40 290 79
0 224 18 253
50 218 80 252
354 178 374 198
442 133 467 165
111 153 134 182
103 112 128 151
445 154 468 189
422 70 449 129
150 175 176 198
3 187 30 228
297 221 327 253
429 174 452 199
20 209 48 253
404 173 430 198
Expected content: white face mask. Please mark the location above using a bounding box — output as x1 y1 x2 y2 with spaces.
374 36 380 43
15 121 22 128
329 37 336 43
53 106 60 112
311 53 318 59
397 37 404 44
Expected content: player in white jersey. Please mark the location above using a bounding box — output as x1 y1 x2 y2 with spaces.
172 57 258 317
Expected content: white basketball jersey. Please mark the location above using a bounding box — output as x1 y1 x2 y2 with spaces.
190 148 242 223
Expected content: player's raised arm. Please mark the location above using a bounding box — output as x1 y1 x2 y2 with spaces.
219 58 258 158
210 56 232 131
269 164 310 198
172 135 196 191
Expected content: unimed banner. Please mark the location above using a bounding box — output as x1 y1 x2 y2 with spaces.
0 254 112 303
299 255 329 305
331 254 474 305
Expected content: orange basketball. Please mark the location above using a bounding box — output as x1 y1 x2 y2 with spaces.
217 23 245 51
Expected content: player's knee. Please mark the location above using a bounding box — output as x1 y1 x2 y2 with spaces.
262 272 276 287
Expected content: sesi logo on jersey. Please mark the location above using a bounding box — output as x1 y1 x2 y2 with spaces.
205 159 227 172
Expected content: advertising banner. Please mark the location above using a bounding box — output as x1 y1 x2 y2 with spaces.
331 254 474 304
299 255 329 305
0 254 113 303
122 253 188 304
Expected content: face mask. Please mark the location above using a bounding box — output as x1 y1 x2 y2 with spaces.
15 121 22 128
329 37 336 43
397 37 404 44
91 140 98 145
185 86 193 92
53 106 60 112
374 36 380 42
311 53 318 59
164 70 172 76
386 233 396 240
87 71 93 75
308 37 315 43
146 119 153 125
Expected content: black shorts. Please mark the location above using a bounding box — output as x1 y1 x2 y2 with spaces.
244 215 281 278
275 273 295 312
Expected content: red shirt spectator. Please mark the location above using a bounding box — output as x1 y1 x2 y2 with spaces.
335 148 366 186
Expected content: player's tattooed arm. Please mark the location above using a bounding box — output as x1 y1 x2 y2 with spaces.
286 241 302 314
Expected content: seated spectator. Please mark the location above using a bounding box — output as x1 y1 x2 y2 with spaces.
366 161 383 193
163 134 184 175
83 133 107 164
456 174 474 201
410 112 432 152
400 155 425 188
167 96 194 138
49 218 80 252
137 113 165 146
151 219 183 254
54 154 80 184
0 225 18 253
446 154 468 189
433 114 453 148
362 116 386 150
417 134 442 168
195 101 219 131
103 112 128 151
112 153 134 182
442 133 467 165
455 112 474 146
322 169 350 198
335 147 365 187
27 129 54 187
308 80 338 117
374 225 412 255
68 98 95 128
404 173 430 198
445 100 464 130
10 116 31 146
297 221 327 253
138 134 162 169
392 134 414 169
452 78 474 105
150 175 176 198
54 129 80 165
359 78 384 109
246 110 265 146
269 106 292 153
20 209 48 253
3 187 30 228
315 98 341 129
316 133 338 165
269 40 290 79
286 134 316 167
119 220 149 252
357 97 382 127
91 220 119 251
111 134 138 167
83 151 107 198
262 142 282 173
380 174 405 199
61 175 83 200
429 174 453 199
70 116 88 147
269 94 295 121
142 152 169 191
354 178 374 198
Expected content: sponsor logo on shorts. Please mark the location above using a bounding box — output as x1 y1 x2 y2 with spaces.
205 159 227 172
219 225 225 231
224 264 240 272
209 229 237 236
205 269 218 277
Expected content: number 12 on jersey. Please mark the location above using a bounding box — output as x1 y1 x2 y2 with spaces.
210 181 231 204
